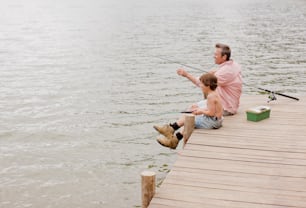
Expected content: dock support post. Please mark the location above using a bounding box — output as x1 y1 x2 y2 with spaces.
141 171 156 208
183 114 195 148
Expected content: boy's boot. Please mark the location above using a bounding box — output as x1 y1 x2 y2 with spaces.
156 134 179 149
153 124 174 138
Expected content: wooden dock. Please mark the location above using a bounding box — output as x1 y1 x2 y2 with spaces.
148 95 306 208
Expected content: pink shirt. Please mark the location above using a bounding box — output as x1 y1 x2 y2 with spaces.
215 60 242 114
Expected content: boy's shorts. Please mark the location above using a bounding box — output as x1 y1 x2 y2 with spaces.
195 115 223 129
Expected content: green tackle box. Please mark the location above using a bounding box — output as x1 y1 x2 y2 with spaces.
246 106 271 122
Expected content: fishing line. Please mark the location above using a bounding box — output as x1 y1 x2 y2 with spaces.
155 56 300 101
154 56 209 73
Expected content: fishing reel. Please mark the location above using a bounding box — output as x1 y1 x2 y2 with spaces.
267 92 277 103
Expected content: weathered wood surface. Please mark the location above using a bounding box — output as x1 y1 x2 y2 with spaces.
149 95 306 208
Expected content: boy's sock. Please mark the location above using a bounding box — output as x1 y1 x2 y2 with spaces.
176 132 183 141
170 122 180 131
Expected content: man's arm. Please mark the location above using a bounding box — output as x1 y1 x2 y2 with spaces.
177 68 201 87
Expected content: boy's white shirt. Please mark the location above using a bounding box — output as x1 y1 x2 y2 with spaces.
197 100 207 109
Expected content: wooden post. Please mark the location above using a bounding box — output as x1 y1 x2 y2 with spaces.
183 114 195 148
141 171 156 208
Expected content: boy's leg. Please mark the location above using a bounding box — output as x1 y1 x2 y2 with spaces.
156 134 180 149
153 124 174 137
176 115 185 127
154 115 185 137
155 116 185 149
156 130 183 150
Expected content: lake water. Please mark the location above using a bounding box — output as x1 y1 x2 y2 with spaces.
0 0 305 207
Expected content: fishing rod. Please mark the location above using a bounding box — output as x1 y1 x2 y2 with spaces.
155 56 208 73
257 87 299 101
155 56 300 102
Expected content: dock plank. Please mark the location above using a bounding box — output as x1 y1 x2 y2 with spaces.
149 95 306 208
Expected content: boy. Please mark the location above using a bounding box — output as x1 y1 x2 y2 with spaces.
154 73 223 149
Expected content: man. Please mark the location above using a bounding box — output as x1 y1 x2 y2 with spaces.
177 43 242 115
